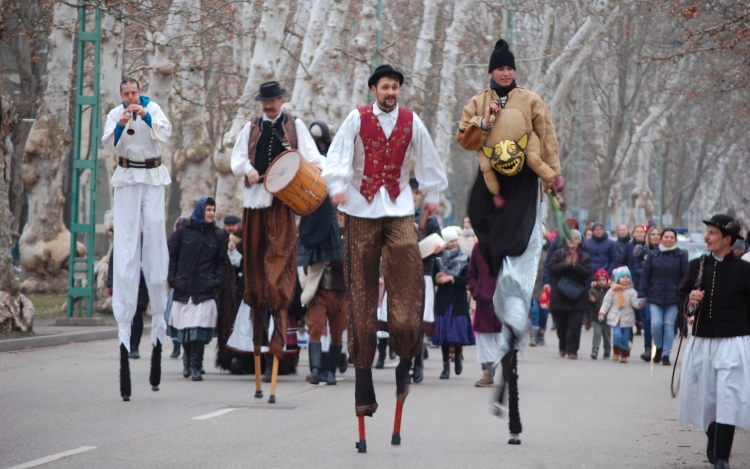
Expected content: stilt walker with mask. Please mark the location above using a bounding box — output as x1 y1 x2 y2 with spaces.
323 65 448 452
102 78 172 401
456 40 564 444
230 82 324 403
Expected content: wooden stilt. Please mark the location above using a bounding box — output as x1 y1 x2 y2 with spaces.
268 355 279 403
356 414 367 453
254 351 263 398
391 401 403 445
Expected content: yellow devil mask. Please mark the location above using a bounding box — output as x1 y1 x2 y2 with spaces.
481 133 528 176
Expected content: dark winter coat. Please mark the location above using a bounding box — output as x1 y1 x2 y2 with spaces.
615 234 631 265
168 219 229 305
621 239 647 288
583 233 619 277
637 247 689 307
542 241 561 286
434 264 470 317
548 246 592 313
467 243 502 333
589 284 610 315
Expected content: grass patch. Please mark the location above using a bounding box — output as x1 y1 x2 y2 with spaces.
26 292 68 319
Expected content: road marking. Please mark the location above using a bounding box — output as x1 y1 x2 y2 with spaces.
191 408 238 420
7 446 97 469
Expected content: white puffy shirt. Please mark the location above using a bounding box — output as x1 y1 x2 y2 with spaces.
103 101 172 187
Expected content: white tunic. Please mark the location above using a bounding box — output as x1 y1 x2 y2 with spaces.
102 101 172 187
323 104 448 219
230 114 324 209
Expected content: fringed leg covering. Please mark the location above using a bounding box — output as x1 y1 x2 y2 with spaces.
149 340 162 391
392 358 411 445
354 368 378 417
120 343 131 401
505 334 521 444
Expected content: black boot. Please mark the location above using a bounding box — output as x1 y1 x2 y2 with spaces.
440 362 450 379
375 338 387 369
306 341 322 385
653 347 663 363
182 342 192 378
129 343 140 359
338 351 349 373
120 344 131 401
714 423 735 469
706 421 717 464
640 346 651 362
262 353 273 383
662 355 671 366
454 346 463 375
388 339 396 360
412 346 425 383
170 340 180 358
190 341 204 381
326 344 343 385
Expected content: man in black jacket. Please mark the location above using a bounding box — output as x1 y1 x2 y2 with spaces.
677 214 750 469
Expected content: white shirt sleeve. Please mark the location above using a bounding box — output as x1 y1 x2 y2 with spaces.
227 248 242 267
294 118 325 170
231 122 255 177
411 113 449 204
147 102 172 143
322 109 361 197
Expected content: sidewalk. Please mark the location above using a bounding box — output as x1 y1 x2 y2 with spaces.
0 317 151 353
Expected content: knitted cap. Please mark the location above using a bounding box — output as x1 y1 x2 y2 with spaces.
592 221 604 231
488 39 516 72
441 227 459 243
613 267 631 285
594 268 610 282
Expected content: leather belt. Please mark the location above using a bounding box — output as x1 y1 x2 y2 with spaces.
118 156 161 169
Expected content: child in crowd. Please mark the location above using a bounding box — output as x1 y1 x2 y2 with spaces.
598 267 643 363
589 269 611 359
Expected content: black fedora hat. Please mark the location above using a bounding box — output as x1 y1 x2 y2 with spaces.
368 64 404 89
702 213 742 240
255 81 286 101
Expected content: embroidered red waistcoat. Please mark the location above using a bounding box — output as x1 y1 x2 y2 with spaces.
357 105 414 202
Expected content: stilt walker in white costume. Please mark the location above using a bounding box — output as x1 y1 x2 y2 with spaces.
102 78 172 401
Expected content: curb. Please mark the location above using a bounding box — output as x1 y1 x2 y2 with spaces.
0 326 152 353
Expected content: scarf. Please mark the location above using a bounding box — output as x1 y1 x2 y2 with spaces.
489 79 517 97
437 246 469 277
658 244 677 252
190 197 215 229
610 283 628 308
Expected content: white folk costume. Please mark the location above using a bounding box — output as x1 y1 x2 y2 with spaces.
456 40 562 445
677 215 750 469
230 81 323 403
102 95 171 401
323 65 448 452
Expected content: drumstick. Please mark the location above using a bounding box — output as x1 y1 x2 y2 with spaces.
418 211 429 232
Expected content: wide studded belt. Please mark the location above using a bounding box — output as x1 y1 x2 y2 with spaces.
118 156 161 169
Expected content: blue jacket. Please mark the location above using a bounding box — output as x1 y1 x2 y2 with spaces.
583 234 619 277
621 239 647 288
637 247 689 307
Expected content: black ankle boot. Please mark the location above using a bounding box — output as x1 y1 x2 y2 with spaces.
454 346 463 375
653 348 663 363
190 341 204 381
412 347 425 383
326 344 342 385
440 361 450 379
262 354 273 383
306 342 322 385
375 338 387 369
182 342 192 378
640 346 651 362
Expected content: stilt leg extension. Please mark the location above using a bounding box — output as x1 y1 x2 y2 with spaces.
268 355 279 403
355 414 367 453
391 401 403 445
254 352 263 398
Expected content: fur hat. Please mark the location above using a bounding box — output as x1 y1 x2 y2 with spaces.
488 39 516 72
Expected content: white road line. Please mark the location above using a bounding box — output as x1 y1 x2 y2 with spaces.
191 408 238 420
7 446 97 469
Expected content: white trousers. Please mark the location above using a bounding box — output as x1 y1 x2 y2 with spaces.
113 184 168 350
678 335 750 431
475 332 502 363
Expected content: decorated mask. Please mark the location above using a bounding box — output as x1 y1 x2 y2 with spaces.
481 133 527 176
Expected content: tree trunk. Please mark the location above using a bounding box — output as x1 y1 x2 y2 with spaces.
18 2 78 293
432 0 472 176
213 0 290 222
349 0 379 107
290 0 333 120
99 11 125 207
406 0 440 113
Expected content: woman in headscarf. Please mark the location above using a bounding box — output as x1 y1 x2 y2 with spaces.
432 227 474 379
167 197 229 381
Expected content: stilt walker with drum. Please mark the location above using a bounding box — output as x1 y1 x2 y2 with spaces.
230 81 325 403
323 65 448 452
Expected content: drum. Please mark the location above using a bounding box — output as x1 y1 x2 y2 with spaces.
264 150 328 216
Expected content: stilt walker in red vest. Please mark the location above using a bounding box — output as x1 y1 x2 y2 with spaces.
323 65 448 452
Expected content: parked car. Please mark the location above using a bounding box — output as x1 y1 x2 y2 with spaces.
678 241 707 260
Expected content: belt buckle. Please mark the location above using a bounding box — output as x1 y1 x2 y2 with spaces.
120 157 129 169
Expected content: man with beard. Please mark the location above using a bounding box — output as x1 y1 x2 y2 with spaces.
323 64 448 451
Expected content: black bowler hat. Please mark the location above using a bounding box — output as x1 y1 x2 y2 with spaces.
702 214 742 241
255 81 286 101
368 64 404 89
224 215 241 225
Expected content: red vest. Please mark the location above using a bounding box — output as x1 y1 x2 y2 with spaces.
358 105 414 202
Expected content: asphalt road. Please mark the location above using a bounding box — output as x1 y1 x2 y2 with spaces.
1 328 748 469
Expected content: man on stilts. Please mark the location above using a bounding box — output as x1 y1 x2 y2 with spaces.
456 39 563 444
323 65 448 452
678 214 750 469
102 78 172 401
230 81 324 403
